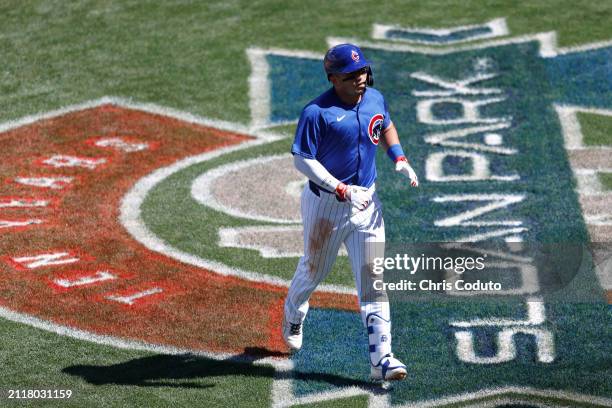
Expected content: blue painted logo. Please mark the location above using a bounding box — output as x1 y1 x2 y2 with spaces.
250 22 612 407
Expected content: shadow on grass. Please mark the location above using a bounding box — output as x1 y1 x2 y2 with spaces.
62 347 372 390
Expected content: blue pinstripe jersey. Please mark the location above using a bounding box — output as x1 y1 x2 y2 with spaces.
291 87 391 189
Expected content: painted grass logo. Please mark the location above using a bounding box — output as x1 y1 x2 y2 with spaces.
239 18 611 407
247 18 612 244
0 99 334 356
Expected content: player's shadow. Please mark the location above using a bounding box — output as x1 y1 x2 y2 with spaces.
62 347 371 390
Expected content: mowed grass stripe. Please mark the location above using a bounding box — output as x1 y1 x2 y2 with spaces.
577 112 612 146
0 1 611 126
0 318 274 407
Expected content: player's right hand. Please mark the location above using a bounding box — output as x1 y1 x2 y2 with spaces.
335 183 371 210
347 185 371 210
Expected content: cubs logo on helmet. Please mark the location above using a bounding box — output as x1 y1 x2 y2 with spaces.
323 43 370 75
368 113 384 145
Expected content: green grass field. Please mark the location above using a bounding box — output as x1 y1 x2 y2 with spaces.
0 1 611 407
1 0 610 125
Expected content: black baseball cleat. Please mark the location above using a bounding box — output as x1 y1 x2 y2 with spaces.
281 317 303 352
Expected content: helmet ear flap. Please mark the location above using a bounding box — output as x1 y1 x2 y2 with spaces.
366 66 374 87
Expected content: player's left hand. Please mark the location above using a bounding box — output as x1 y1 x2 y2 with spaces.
395 157 419 187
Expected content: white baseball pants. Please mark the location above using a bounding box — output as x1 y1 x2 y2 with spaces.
284 183 390 329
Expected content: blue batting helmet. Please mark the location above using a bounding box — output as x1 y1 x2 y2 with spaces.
323 43 371 75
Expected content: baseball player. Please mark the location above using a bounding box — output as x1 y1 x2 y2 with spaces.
282 43 419 381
